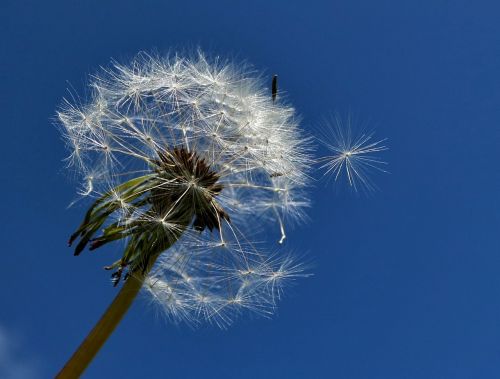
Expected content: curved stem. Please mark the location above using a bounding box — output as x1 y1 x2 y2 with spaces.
56 266 151 379
56 222 191 379
58 195 193 378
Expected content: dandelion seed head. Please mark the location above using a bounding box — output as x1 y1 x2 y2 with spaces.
58 51 312 327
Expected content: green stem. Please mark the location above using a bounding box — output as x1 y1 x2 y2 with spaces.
55 262 153 379
59 198 193 378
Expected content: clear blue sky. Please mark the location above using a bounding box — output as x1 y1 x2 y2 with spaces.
2 1 500 378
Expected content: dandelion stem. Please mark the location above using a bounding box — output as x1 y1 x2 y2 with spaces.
55 262 154 378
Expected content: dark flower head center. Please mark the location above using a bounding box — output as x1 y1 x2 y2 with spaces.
152 146 230 232
68 146 230 285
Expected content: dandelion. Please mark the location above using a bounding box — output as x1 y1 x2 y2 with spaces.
55 51 311 377
319 113 388 192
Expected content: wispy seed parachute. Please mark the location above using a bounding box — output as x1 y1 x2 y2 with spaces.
320 113 388 192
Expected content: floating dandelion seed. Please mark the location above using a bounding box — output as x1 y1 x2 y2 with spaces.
56 51 312 376
319 113 388 192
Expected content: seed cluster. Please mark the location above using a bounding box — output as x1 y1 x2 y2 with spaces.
58 52 311 326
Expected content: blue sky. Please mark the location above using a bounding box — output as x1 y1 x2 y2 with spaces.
2 0 500 378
